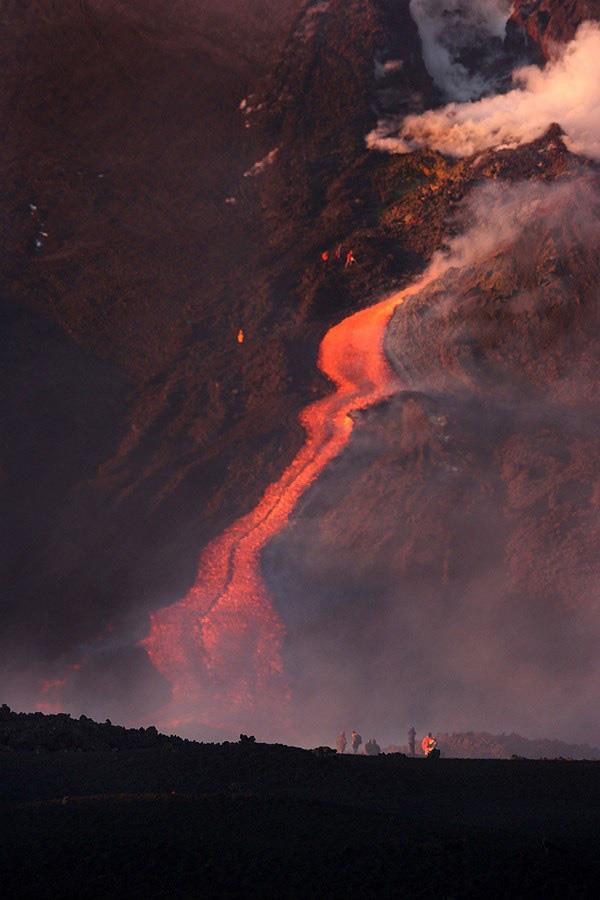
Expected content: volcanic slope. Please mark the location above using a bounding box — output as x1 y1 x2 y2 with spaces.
4 0 599 745
1 0 307 720
1 0 449 728
261 9 600 744
135 0 551 735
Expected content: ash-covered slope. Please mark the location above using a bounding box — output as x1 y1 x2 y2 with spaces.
385 170 599 400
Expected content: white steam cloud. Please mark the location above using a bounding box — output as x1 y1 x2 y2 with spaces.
368 22 600 160
409 0 514 101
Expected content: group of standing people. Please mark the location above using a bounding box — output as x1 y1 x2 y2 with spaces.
336 730 362 754
321 245 357 268
335 730 381 756
335 728 439 757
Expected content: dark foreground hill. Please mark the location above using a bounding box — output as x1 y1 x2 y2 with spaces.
2 711 600 897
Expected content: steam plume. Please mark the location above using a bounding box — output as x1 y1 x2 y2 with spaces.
368 22 600 160
409 0 514 100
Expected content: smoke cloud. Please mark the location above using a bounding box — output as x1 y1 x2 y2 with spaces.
409 0 514 100
368 22 600 160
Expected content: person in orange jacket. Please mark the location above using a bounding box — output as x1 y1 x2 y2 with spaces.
421 732 437 757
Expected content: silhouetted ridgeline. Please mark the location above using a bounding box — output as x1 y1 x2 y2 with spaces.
3 708 599 759
0 706 189 752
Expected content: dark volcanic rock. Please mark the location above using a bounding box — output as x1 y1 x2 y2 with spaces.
0 704 186 752
508 0 600 58
1 0 312 707
0 0 455 718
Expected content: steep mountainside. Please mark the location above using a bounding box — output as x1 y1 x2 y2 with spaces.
1 0 443 723
2 0 305 716
261 4 600 745
2 0 599 744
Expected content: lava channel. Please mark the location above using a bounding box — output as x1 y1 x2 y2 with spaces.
142 275 434 733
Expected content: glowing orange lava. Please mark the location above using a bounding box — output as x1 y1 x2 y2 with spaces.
142 275 434 733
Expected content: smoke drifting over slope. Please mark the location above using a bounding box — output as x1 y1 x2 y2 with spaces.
385 172 600 402
369 22 600 159
268 172 600 748
414 174 599 305
409 0 514 100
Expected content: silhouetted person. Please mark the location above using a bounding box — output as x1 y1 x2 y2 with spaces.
351 730 362 754
336 731 347 754
365 738 381 756
408 726 416 757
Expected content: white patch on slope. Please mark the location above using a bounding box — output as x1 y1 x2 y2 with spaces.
375 56 404 81
243 147 280 178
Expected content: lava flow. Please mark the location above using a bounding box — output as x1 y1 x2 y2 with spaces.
142 274 434 732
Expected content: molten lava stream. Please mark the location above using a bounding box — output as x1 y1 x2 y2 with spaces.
143 276 432 732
